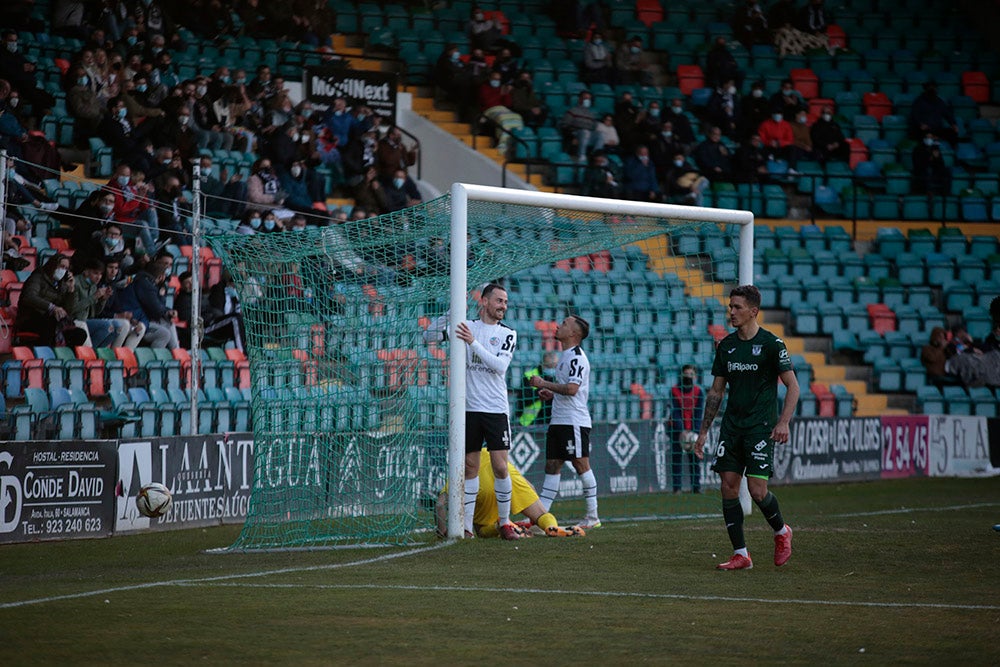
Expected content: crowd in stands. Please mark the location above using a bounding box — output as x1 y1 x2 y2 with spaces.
921 298 1000 389
0 0 432 354
428 1 980 206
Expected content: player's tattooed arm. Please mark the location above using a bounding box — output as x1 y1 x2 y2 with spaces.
700 393 722 435
699 377 727 436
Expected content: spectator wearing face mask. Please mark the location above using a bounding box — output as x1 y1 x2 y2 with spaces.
383 168 422 213
560 91 599 162
663 98 696 148
84 221 133 271
769 79 807 122
692 126 735 182
204 270 245 351
434 44 475 122
153 174 191 240
622 144 662 202
509 71 547 129
67 65 105 140
664 152 710 206
236 210 262 235
106 162 159 253
650 121 686 181
810 106 848 163
615 36 652 86
756 112 794 163
466 6 505 53
279 160 323 214
342 127 380 187
789 110 814 169
582 31 613 84
740 81 771 140
581 151 623 199
196 155 247 218
353 166 389 216
246 158 288 214
187 77 234 151
706 79 741 140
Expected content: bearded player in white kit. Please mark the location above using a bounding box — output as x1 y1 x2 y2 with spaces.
424 283 523 540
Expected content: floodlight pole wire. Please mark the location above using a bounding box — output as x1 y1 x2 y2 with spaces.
448 182 469 539
0 151 8 345
190 164 203 435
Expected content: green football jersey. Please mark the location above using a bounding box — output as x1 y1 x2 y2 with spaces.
711 327 794 431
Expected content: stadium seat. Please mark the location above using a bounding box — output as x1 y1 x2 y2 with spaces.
969 387 998 417
961 71 990 104
942 385 972 415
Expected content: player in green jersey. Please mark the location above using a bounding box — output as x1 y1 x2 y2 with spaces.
694 285 800 570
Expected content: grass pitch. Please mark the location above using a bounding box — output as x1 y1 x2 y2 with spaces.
2 477 998 665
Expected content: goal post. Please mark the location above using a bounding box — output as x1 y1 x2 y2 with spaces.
206 185 755 551
446 184 754 538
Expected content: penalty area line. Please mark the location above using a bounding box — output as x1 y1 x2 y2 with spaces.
0 541 452 610
179 582 1000 612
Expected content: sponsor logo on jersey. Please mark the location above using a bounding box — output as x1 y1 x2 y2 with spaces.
728 361 759 372
727 347 736 354
754 439 767 451
752 344 762 356
779 348 789 360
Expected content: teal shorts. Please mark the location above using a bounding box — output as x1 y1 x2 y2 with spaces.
711 428 774 479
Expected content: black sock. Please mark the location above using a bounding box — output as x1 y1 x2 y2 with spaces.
722 498 745 551
754 491 786 532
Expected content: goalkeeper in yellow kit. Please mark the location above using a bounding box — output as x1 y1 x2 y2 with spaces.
436 450 585 538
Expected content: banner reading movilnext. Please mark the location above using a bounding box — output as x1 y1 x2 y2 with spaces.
304 66 397 125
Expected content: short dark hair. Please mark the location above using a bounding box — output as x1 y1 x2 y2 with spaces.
570 314 590 340
80 257 105 272
481 282 506 298
730 284 762 308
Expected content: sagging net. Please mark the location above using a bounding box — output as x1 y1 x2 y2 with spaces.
207 193 741 549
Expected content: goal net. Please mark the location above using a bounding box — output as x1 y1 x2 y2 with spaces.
206 185 752 550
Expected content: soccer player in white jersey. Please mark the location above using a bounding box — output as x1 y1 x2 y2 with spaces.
424 283 522 540
529 314 600 529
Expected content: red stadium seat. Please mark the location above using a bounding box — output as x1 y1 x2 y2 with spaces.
847 137 868 169
676 65 705 96
866 304 896 335
791 68 819 100
811 383 835 417
636 0 664 27
225 349 251 389
863 92 892 121
74 346 107 398
961 71 990 104
826 24 847 49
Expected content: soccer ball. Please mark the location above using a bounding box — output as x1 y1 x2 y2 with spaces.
135 482 173 518
681 431 699 453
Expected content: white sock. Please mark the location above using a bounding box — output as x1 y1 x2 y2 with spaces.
494 474 513 525
463 477 479 535
775 525 789 536
735 547 749 557
539 473 561 512
580 469 598 519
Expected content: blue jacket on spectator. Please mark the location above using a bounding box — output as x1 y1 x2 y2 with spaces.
622 152 660 198
111 270 168 325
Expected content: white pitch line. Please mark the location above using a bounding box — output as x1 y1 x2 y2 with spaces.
829 502 1000 518
177 582 1000 612
0 542 451 610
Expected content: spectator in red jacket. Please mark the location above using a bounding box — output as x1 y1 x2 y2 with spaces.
107 162 160 253
757 111 793 163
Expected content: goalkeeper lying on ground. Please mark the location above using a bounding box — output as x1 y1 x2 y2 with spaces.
436 449 585 538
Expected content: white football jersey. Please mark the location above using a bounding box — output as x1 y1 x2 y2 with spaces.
464 319 517 414
551 345 591 427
